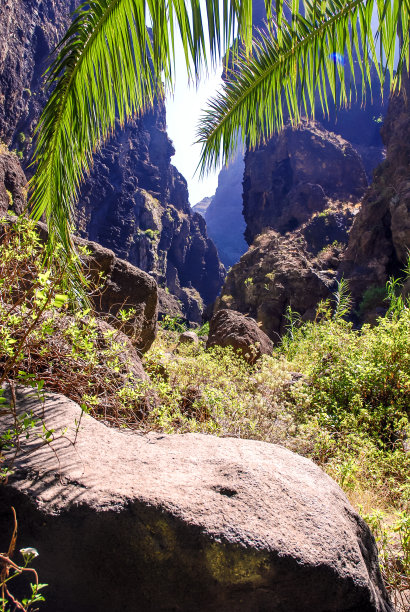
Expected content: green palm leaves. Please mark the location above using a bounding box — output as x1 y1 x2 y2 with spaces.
197 0 410 174
30 0 262 262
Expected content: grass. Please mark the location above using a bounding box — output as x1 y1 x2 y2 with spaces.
0 215 409 608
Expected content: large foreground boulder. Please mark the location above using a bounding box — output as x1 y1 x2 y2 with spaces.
0 388 392 612
207 309 273 363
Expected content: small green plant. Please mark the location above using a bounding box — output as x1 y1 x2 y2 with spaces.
143 228 159 241
244 276 253 287
358 286 387 317
17 133 26 144
0 508 47 612
362 509 409 610
197 321 209 337
159 315 187 333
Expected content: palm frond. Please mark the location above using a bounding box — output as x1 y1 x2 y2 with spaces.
197 0 410 175
30 0 268 272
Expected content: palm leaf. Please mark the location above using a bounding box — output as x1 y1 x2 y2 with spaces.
30 0 269 278
197 0 410 175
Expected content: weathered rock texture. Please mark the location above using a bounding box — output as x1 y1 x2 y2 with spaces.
0 0 76 151
207 309 273 363
0 387 393 612
217 230 346 340
0 150 27 215
243 121 367 245
76 109 225 320
341 84 410 305
217 123 364 339
0 0 225 321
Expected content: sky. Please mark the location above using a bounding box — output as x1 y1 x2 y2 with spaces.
165 55 223 206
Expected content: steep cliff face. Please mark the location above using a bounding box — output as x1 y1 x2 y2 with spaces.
0 0 75 152
76 104 225 321
340 84 410 306
216 123 366 338
243 121 367 245
0 0 225 321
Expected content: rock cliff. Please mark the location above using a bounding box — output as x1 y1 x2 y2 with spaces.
216 122 366 338
0 0 225 322
340 82 410 308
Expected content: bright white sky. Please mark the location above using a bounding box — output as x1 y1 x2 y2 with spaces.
165 3 227 207
165 51 223 206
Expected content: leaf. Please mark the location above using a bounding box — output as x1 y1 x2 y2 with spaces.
197 0 410 174
29 0 262 297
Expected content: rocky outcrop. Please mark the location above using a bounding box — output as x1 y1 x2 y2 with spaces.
203 153 248 269
0 0 75 152
0 150 27 215
0 0 225 322
216 230 345 340
243 121 367 245
0 386 393 612
76 236 158 353
76 108 225 320
341 84 410 306
207 309 273 363
216 123 364 339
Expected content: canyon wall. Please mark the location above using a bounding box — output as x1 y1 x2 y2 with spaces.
0 0 225 322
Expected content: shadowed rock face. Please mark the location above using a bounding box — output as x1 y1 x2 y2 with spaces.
216 123 364 339
340 84 410 306
76 106 225 320
0 151 27 215
0 0 76 150
243 121 367 245
0 0 225 322
0 387 393 612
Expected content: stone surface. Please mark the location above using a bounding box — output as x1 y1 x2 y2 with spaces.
216 231 342 341
179 330 199 345
341 83 410 307
243 121 367 245
0 150 27 216
0 387 392 612
207 309 273 363
216 122 362 340
74 235 159 353
0 0 225 321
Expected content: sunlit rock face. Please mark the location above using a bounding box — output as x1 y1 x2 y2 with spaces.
0 0 225 321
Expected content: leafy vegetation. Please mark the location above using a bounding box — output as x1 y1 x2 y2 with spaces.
29 0 258 266
0 508 46 612
1 217 409 607
197 0 409 173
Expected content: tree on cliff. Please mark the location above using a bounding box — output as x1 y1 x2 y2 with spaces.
30 0 408 272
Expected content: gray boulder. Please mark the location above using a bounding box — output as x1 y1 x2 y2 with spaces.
179 330 199 346
0 387 392 612
207 309 273 363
